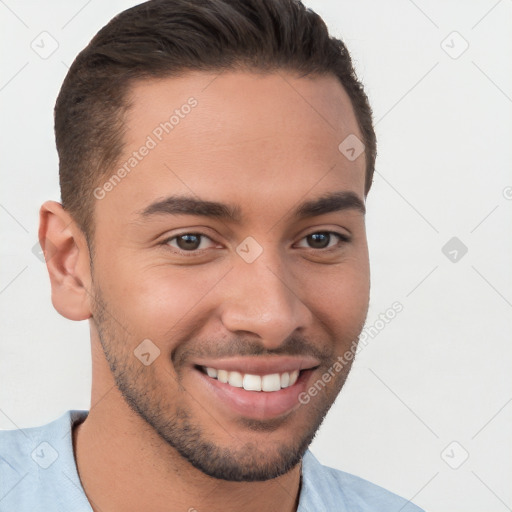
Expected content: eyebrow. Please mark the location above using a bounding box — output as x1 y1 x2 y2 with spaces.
137 190 365 223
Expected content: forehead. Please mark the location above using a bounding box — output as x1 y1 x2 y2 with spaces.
95 70 366 228
125 70 362 154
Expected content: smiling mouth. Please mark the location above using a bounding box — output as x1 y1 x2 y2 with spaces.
192 358 321 420
196 365 309 392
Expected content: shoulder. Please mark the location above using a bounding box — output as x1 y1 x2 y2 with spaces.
0 410 90 512
299 449 425 512
0 409 86 457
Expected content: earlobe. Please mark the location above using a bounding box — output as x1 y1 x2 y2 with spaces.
38 200 93 321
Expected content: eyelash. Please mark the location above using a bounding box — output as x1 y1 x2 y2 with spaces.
160 231 351 257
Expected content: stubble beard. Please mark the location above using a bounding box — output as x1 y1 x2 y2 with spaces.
91 284 361 482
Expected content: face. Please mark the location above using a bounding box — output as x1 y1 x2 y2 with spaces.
89 70 370 482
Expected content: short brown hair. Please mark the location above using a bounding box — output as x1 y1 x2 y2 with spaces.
55 0 376 242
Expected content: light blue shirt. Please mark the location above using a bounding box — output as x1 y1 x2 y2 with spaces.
0 410 424 511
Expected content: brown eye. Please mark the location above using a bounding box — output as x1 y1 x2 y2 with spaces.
176 234 201 250
307 232 331 249
165 233 216 253
296 231 349 250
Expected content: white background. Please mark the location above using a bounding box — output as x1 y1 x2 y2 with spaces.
1 1 511 511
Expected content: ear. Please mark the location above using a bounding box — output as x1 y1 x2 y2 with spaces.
38 200 93 321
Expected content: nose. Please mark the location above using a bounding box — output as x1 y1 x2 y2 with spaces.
219 251 313 349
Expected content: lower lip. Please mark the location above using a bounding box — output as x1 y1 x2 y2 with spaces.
194 367 314 420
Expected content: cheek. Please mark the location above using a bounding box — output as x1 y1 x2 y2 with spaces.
302 260 370 337
102 262 227 339
95 244 369 345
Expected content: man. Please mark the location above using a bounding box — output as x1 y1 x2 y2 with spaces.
0 0 424 510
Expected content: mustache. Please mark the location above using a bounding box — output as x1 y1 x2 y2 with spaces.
172 332 335 368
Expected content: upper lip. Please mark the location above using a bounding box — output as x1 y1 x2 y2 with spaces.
193 356 320 375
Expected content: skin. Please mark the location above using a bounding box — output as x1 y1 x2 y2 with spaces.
39 70 370 512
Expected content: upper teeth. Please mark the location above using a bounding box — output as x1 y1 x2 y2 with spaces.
203 366 299 392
